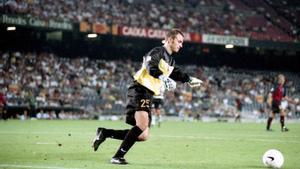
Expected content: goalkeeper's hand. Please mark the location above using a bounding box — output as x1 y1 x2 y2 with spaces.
159 75 176 91
188 77 203 88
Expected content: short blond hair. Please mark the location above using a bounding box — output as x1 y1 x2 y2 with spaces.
162 29 184 44
278 74 285 79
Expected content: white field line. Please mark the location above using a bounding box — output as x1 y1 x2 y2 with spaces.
0 131 299 144
0 164 80 169
0 132 74 135
0 131 299 139
154 134 300 144
36 142 57 145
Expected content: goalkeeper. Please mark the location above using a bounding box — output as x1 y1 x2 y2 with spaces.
92 29 203 165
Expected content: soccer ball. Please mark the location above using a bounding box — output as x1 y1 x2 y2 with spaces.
262 149 284 168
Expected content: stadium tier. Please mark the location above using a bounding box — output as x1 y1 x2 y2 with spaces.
0 0 299 42
0 0 299 121
1 51 299 120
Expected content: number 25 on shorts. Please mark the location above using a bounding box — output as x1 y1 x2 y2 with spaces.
140 99 150 108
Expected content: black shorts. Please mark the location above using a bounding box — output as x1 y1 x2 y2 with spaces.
125 82 154 126
271 101 280 113
152 98 164 109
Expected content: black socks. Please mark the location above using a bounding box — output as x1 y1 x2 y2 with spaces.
266 117 273 130
280 116 285 128
267 116 286 130
113 126 143 158
103 129 130 140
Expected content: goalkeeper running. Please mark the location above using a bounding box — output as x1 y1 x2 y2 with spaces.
92 29 203 165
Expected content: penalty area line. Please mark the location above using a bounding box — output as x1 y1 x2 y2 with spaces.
0 164 81 169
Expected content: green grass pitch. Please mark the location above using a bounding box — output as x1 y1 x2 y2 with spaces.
0 120 299 169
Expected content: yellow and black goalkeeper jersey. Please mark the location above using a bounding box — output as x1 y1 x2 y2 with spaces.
133 46 190 95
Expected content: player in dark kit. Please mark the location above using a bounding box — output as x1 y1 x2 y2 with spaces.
92 29 203 165
266 74 292 132
0 90 7 120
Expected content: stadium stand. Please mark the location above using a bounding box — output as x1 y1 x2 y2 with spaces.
1 0 299 121
1 0 299 41
1 51 299 120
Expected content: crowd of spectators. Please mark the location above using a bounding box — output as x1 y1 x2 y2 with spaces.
1 50 300 121
0 50 135 119
1 0 299 42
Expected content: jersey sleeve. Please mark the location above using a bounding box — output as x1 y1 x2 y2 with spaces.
145 47 190 83
147 48 163 78
283 86 287 97
169 65 190 83
271 84 277 94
